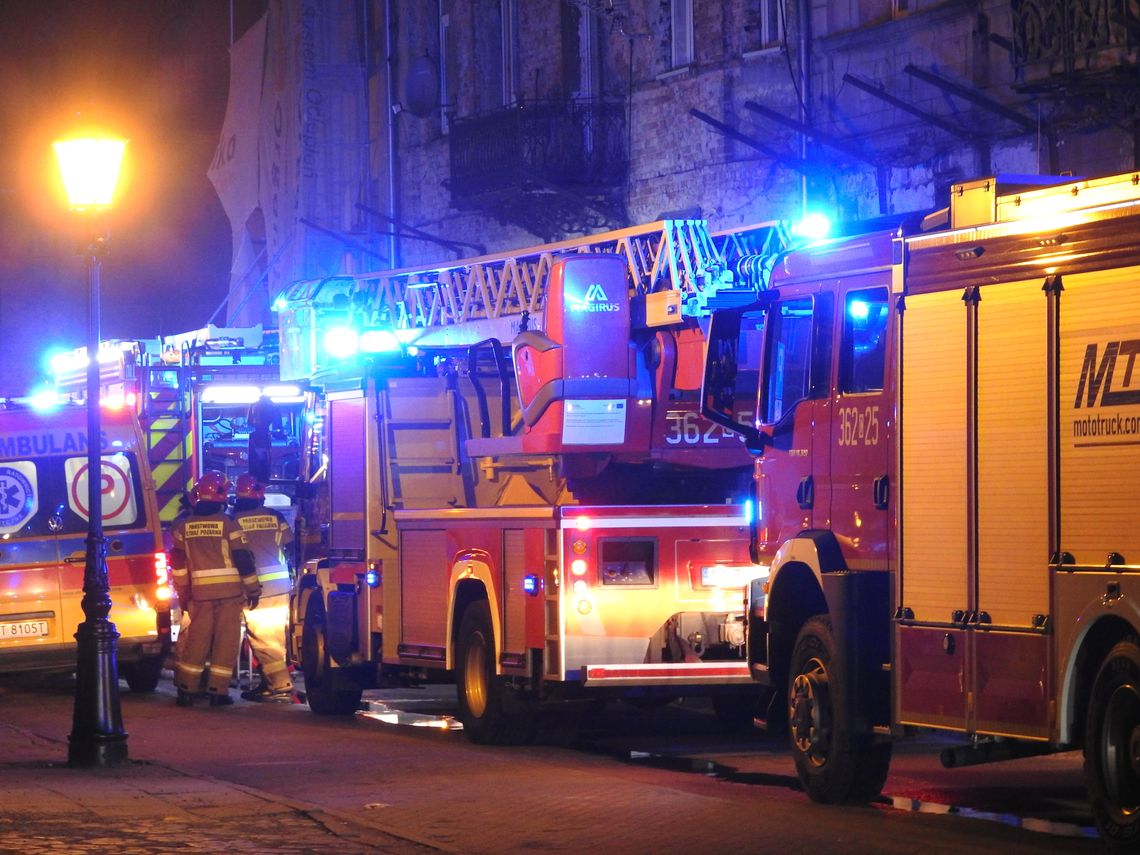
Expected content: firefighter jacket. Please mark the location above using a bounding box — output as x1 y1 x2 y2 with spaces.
170 510 260 602
232 506 295 598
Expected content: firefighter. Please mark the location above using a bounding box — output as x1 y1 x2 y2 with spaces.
170 471 261 707
246 394 281 483
231 472 296 703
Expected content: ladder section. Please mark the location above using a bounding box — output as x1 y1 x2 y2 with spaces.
141 364 191 525
383 377 470 509
277 220 786 373
543 526 562 681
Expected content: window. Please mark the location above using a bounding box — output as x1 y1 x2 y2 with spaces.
839 287 889 394
762 297 814 424
565 1 600 99
474 0 505 112
671 0 694 68
501 0 519 106
757 0 784 48
0 453 143 537
439 7 454 132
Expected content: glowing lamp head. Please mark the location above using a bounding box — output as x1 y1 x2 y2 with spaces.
323 326 360 359
53 136 128 211
791 212 831 242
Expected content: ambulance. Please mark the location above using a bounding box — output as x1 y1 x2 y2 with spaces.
0 402 173 690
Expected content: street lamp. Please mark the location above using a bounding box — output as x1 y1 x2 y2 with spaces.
53 133 130 768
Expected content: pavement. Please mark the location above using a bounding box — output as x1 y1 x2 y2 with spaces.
0 714 443 854
0 673 1101 853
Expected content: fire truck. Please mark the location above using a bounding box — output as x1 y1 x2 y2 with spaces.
52 324 306 526
700 170 1140 845
280 219 788 740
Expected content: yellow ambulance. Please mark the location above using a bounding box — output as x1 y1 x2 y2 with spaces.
0 402 173 690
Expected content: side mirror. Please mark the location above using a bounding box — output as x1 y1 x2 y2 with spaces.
744 432 768 456
700 308 765 447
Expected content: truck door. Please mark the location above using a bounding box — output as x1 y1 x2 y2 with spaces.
830 282 891 569
755 291 833 553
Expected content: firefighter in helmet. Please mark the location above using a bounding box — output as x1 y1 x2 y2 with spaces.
232 472 296 702
170 471 261 707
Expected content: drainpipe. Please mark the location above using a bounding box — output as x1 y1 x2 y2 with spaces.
385 0 400 269
799 0 812 216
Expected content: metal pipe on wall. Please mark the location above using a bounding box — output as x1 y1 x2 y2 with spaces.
799 0 811 216
385 0 400 269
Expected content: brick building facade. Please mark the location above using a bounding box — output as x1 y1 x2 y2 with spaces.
218 0 1140 323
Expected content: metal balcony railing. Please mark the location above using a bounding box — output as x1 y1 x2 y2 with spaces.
448 98 628 200
1011 0 1140 77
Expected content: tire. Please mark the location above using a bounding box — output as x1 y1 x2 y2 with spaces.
787 616 891 803
300 597 363 715
1085 637 1140 848
456 600 535 745
122 656 163 693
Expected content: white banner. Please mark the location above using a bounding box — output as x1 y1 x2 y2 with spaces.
208 15 266 236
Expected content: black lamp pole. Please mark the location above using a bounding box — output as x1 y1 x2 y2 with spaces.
68 227 129 767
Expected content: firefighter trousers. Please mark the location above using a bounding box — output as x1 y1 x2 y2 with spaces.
243 592 292 691
174 595 245 697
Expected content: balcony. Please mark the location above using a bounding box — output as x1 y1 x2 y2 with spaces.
1011 0 1140 84
448 98 628 240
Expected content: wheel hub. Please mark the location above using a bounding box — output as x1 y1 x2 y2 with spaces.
464 631 489 718
789 657 831 767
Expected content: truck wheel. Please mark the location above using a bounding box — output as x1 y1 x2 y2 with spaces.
122 656 163 693
1085 637 1140 847
787 616 891 803
456 600 534 744
301 598 363 715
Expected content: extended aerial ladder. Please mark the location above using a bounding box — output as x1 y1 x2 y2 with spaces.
277 218 786 473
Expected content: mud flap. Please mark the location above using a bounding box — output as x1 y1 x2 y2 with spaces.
326 590 357 662
822 571 890 734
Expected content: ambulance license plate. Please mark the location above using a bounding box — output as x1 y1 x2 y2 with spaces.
0 619 49 640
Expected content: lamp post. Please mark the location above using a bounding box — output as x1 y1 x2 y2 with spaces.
53 134 130 768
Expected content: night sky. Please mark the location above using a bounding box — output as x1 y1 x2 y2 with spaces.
0 1 263 397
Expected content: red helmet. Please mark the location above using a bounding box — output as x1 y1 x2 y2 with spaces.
235 472 266 500
190 471 230 505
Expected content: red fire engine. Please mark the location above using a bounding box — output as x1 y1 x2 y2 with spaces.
280 219 787 739
701 170 1140 846
52 325 306 525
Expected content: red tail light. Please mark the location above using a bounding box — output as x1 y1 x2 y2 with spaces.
154 551 173 601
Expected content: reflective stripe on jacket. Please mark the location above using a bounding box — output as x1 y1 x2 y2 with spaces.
233 507 295 598
170 512 259 601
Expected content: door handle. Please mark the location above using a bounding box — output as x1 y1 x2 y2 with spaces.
873 475 889 510
796 475 814 510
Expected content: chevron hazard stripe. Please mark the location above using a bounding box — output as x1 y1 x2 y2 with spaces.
147 415 191 524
